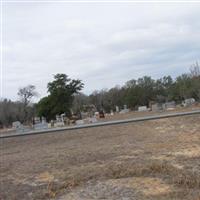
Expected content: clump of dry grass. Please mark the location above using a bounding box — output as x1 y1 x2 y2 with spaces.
173 171 200 189
105 160 179 179
44 160 200 199
46 182 59 198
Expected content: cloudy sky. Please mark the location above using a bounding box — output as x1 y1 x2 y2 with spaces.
2 1 200 101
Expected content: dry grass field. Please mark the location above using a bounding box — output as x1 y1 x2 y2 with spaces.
1 109 200 200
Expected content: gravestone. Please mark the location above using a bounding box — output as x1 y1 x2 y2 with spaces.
54 114 65 127
56 115 61 122
60 113 65 122
151 103 163 112
81 112 88 119
164 101 176 110
182 98 195 107
12 121 21 129
76 120 84 125
33 116 48 130
116 106 119 113
95 112 99 117
138 106 148 112
34 122 48 130
41 117 46 123
89 117 97 123
119 109 129 114
34 117 41 124
110 110 114 115
54 122 65 127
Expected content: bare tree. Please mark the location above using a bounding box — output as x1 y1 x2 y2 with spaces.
17 85 38 123
190 62 200 77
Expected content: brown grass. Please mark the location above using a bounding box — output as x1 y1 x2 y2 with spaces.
44 160 200 199
1 111 200 200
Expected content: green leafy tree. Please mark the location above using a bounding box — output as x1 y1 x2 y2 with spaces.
37 74 84 121
172 74 193 101
154 76 173 102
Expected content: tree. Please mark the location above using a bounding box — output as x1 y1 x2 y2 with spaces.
72 93 89 114
0 98 36 127
36 96 53 120
37 74 84 121
18 85 37 105
189 62 200 100
17 85 37 123
174 74 193 101
154 76 173 102
107 86 125 110
190 62 200 77
136 76 155 106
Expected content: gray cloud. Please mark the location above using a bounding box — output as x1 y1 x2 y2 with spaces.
2 3 200 100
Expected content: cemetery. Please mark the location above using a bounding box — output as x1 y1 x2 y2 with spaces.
1 100 198 137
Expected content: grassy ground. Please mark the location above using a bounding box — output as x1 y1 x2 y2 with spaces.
1 109 200 200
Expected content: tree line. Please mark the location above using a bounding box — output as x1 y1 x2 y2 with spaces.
0 62 199 127
73 62 200 113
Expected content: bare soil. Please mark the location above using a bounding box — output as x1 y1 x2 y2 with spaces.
1 109 200 200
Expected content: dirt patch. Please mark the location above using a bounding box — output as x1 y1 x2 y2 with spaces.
107 177 172 196
173 146 200 158
36 172 55 183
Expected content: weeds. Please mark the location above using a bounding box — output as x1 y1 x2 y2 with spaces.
45 160 200 199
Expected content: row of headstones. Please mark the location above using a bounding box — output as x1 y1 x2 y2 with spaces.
12 121 33 133
34 114 73 129
138 98 196 112
12 117 48 132
12 98 195 132
138 102 176 112
34 117 48 130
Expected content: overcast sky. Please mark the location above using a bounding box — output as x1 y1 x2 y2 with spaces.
2 2 200 101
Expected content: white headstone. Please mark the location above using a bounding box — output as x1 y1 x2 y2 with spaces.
89 117 97 123
61 113 66 122
183 98 195 107
41 117 46 124
164 101 176 110
119 109 130 114
138 106 148 112
151 103 163 112
116 106 119 112
76 120 84 125
94 112 99 117
12 121 21 129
